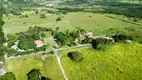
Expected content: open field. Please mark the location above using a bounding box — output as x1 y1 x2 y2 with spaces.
5 55 64 80
60 42 142 80
3 11 142 36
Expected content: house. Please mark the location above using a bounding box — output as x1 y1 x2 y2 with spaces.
46 2 57 7
3 43 8 47
11 45 18 50
85 32 94 38
35 40 44 47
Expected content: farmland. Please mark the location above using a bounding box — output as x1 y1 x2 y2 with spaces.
60 42 142 80
5 55 64 80
1 0 142 80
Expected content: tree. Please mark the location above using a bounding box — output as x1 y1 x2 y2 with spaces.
27 69 41 80
54 32 67 46
0 17 5 56
41 77 52 80
112 34 128 42
7 40 15 48
0 72 16 80
40 14 46 18
27 69 51 80
56 17 62 21
18 38 36 50
55 27 60 32
92 38 112 50
68 51 83 62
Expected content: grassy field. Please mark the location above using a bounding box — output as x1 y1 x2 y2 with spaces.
3 11 142 36
60 42 142 80
5 55 64 80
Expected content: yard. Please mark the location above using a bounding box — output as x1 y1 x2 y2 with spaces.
5 55 64 80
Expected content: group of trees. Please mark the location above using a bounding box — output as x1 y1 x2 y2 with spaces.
0 72 16 80
54 28 86 47
0 69 51 80
18 38 36 50
60 0 142 18
27 69 51 80
0 16 5 56
68 51 83 62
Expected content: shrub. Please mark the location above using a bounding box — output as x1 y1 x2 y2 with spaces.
50 51 55 54
56 17 62 21
7 49 17 57
112 34 129 42
41 77 52 80
0 72 16 80
27 69 41 80
35 46 46 51
40 14 46 18
68 51 83 62
92 38 112 50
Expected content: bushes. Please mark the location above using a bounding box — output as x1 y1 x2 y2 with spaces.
27 69 51 80
92 38 112 50
35 46 46 52
0 72 16 80
68 51 83 62
27 69 41 80
56 17 62 21
40 14 46 18
112 34 130 42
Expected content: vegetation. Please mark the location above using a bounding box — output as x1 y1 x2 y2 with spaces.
5 56 64 80
27 69 41 80
68 51 83 62
61 42 142 80
0 72 16 80
0 15 5 59
92 38 113 50
1 0 142 80
27 69 51 80
18 38 36 50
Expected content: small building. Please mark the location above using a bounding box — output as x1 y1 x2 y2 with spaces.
11 45 18 50
3 43 8 47
85 32 94 38
35 40 44 47
46 2 57 7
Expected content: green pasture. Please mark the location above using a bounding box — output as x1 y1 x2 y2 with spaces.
60 42 142 80
3 11 141 36
5 55 64 80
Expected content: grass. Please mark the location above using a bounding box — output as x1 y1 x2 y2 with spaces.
60 42 142 80
5 55 64 80
3 11 141 36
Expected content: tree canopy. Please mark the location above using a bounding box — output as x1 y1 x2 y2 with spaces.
18 38 36 50
0 72 16 80
68 51 83 62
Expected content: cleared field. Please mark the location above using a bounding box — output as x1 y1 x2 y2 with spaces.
5 55 64 80
60 43 142 80
3 11 141 35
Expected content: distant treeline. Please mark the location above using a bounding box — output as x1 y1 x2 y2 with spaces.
59 1 142 18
